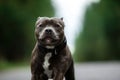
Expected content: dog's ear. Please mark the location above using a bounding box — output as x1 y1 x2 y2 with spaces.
35 16 41 27
60 17 63 21
37 16 41 20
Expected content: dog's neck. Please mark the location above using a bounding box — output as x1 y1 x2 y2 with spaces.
38 37 67 55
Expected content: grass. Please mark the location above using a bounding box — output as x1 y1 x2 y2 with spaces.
0 60 29 70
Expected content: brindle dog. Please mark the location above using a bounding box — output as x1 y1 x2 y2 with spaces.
31 17 75 80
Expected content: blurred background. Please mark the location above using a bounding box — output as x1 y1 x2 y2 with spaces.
0 0 120 80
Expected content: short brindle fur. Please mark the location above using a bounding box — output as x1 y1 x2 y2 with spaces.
31 17 75 80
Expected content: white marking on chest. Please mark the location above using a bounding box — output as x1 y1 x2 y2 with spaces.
46 46 55 49
43 53 52 78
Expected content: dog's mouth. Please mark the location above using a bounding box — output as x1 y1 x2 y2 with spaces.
39 35 59 45
44 37 54 44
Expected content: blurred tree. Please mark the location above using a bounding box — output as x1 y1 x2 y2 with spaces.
74 0 120 62
0 0 54 62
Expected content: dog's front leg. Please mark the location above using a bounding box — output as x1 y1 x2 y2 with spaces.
31 59 45 80
53 72 64 80
31 66 42 80
31 75 40 80
53 68 65 80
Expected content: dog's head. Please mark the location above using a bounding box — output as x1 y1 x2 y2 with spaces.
35 17 65 48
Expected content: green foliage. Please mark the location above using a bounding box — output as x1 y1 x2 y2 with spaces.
0 60 28 70
74 0 120 62
0 0 54 62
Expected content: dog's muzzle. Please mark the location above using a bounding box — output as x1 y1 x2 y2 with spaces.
45 29 53 34
38 27 60 45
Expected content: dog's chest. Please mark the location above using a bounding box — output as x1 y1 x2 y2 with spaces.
43 53 52 78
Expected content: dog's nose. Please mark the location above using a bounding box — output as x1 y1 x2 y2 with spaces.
45 29 52 34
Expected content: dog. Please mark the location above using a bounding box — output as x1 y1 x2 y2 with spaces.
31 17 75 80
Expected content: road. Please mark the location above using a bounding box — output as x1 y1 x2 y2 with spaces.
0 62 120 80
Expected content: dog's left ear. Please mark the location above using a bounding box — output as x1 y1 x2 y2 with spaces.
60 17 63 21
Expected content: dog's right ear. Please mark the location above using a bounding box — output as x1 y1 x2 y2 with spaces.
37 16 41 20
35 16 41 27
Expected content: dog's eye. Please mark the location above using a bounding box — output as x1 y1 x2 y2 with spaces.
39 24 43 27
55 24 60 28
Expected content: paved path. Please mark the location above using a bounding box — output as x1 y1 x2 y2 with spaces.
0 62 120 80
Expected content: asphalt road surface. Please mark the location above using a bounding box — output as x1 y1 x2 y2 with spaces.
0 62 120 80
